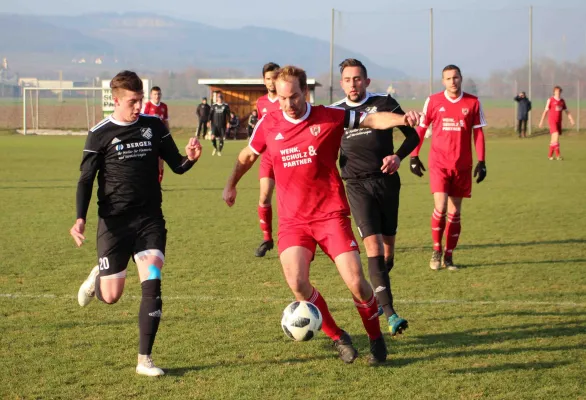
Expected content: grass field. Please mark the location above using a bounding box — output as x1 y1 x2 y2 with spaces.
1 133 585 399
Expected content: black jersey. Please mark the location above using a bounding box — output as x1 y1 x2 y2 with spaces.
332 92 419 180
76 114 195 220
209 103 231 127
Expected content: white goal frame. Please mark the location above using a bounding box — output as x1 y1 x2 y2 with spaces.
22 87 104 135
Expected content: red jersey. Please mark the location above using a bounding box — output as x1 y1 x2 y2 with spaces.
249 104 363 224
417 91 486 170
256 94 280 118
143 101 169 121
546 97 566 123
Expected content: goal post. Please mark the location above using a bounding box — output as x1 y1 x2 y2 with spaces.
21 87 104 135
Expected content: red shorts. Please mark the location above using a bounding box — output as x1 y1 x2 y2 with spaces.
430 167 472 198
259 154 275 180
549 121 562 135
278 216 359 261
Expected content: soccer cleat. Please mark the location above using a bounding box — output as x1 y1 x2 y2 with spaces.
429 250 442 270
442 256 458 271
136 354 165 376
217 151 222 156
77 265 99 307
556 157 563 161
255 239 274 257
333 331 358 364
548 157 554 161
388 314 409 336
212 149 217 156
368 335 388 365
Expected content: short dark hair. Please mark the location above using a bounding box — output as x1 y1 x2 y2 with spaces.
276 66 307 93
110 70 143 97
554 86 562 93
339 58 368 79
262 62 280 77
151 86 161 93
442 64 462 77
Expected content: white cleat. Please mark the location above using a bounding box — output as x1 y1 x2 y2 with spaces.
77 265 99 307
212 149 217 156
217 151 222 156
136 355 165 376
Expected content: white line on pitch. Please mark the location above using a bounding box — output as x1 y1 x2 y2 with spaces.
1 293 585 308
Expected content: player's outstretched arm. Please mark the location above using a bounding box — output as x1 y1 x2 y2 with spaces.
539 99 550 128
360 110 420 130
160 133 201 174
223 146 259 207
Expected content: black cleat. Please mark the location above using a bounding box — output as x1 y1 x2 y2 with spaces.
333 331 358 364
255 239 274 257
442 256 459 271
368 335 388 365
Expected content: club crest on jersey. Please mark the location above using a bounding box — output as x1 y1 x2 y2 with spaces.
141 127 153 140
309 125 321 136
462 108 469 115
365 106 378 114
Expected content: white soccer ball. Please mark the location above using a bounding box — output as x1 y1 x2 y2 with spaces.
281 301 323 341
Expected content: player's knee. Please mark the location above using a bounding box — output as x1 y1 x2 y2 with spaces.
287 278 312 299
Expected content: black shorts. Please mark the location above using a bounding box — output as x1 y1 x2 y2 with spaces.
345 174 401 238
211 125 226 138
96 213 167 276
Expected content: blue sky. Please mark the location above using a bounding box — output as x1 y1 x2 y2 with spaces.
5 0 586 77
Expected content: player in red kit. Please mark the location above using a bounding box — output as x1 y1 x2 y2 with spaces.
143 86 169 183
254 62 281 257
410 65 487 271
539 86 575 161
223 66 420 364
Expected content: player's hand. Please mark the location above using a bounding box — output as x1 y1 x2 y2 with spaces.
223 185 237 207
474 161 487 183
186 137 202 161
70 218 86 247
409 156 426 177
381 154 401 174
403 111 421 127
539 121 544 128
569 117 575 126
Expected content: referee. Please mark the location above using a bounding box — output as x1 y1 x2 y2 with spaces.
69 70 202 376
332 58 419 336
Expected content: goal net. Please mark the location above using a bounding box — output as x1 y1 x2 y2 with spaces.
21 87 105 135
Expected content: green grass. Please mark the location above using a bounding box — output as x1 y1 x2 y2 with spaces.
1 134 585 399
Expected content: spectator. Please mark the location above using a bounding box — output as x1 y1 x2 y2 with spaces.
228 112 240 140
247 109 258 138
514 91 531 138
196 97 211 140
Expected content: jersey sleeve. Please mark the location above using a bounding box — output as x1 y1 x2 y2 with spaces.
544 98 551 111
419 97 433 128
256 99 262 116
76 131 104 220
473 100 487 129
162 104 169 121
562 100 568 111
249 116 268 155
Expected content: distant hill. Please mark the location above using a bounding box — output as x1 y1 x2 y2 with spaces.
1 12 406 79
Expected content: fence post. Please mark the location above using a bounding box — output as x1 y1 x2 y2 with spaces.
577 80 581 132
23 88 26 135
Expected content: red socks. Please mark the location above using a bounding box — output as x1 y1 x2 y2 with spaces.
549 143 560 158
444 212 461 258
431 208 446 252
257 205 273 241
308 288 343 341
353 294 382 340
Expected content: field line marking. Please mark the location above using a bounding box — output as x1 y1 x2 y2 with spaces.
1 293 585 308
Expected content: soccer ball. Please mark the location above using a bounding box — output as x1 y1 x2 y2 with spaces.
281 301 323 341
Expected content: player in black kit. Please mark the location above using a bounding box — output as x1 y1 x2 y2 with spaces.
209 92 231 156
69 71 202 376
332 59 419 337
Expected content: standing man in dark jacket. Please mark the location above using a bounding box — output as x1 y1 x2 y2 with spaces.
514 92 531 138
196 97 211 140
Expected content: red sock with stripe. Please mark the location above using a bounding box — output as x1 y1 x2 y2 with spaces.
308 288 343 341
431 208 446 252
353 294 382 340
554 143 561 157
444 212 461 258
548 144 555 158
257 205 273 241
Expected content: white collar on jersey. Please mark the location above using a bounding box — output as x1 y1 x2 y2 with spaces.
344 92 372 107
149 101 161 107
267 94 279 103
444 90 464 104
108 114 139 126
283 102 311 124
